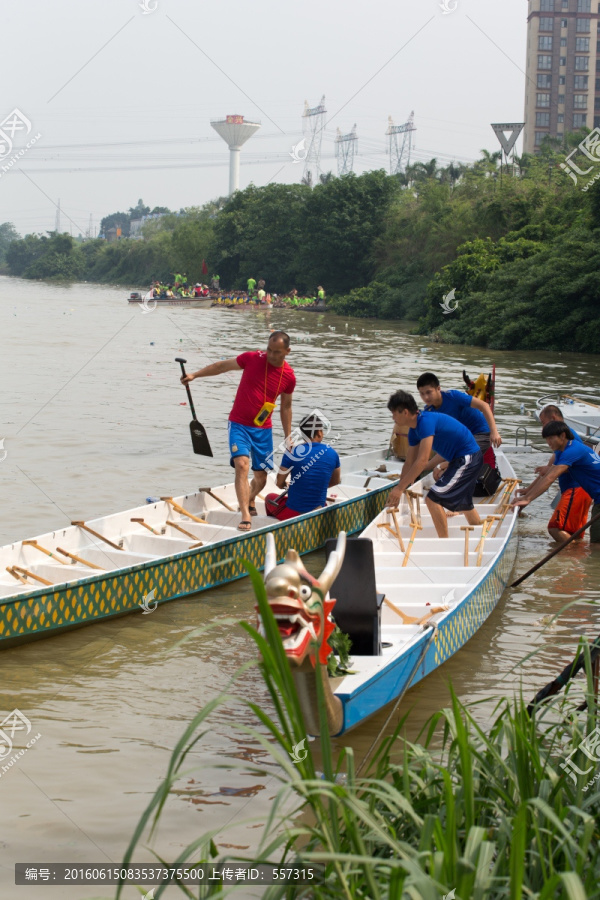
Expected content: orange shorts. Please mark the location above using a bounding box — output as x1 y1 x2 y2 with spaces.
548 487 593 537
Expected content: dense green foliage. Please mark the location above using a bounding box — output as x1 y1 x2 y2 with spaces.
0 221 18 267
119 567 600 899
8 133 600 350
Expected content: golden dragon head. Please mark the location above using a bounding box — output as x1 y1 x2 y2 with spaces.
258 531 346 668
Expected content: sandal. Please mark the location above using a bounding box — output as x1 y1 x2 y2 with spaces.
237 520 252 532
248 504 258 517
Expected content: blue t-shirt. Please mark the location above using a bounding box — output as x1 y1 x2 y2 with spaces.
408 410 479 462
556 430 583 492
554 439 600 501
281 443 340 514
425 390 489 435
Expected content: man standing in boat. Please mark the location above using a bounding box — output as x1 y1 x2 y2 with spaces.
386 390 482 538
181 332 295 531
513 420 600 542
517 405 593 543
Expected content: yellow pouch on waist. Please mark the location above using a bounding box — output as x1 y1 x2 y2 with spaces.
254 401 275 427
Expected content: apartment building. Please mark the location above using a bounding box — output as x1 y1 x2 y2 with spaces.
524 0 599 154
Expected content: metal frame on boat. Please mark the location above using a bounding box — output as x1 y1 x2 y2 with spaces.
0 450 401 649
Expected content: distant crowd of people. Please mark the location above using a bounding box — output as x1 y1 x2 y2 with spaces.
149 273 327 307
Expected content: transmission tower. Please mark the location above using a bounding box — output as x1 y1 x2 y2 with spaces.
55 198 61 233
87 213 94 239
302 95 326 185
335 125 357 176
386 112 416 175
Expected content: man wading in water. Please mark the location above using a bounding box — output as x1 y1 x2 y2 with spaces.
181 332 296 531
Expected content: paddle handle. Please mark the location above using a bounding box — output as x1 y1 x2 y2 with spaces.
176 358 198 420
512 510 600 588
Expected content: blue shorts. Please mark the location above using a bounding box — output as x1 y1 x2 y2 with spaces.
228 421 274 471
427 449 483 512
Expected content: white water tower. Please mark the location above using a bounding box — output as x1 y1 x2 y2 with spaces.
210 115 261 195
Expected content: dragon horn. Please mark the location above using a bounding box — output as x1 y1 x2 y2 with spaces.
318 531 347 594
264 533 276 579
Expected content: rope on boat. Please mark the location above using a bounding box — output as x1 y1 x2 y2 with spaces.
356 623 438 777
527 633 600 716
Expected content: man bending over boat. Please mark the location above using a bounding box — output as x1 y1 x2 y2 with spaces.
386 390 482 538
517 405 593 543
181 332 295 531
513 421 600 543
416 372 501 456
264 413 341 520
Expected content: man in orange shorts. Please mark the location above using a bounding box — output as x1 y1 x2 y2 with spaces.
521 405 592 542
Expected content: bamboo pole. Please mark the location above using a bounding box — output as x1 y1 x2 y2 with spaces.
165 520 199 540
402 525 419 568
12 566 52 585
56 547 104 570
6 566 27 584
160 497 207 523
461 526 474 566
198 487 236 512
22 540 67 564
130 518 161 535
71 522 122 551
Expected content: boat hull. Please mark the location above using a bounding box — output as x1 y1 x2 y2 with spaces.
0 484 391 649
127 298 212 309
339 529 518 732
536 394 600 443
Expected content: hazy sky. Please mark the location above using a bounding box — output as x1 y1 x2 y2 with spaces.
0 0 527 237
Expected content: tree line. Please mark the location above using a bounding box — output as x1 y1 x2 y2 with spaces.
3 131 600 352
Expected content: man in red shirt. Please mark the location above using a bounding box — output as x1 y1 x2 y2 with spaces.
181 332 295 531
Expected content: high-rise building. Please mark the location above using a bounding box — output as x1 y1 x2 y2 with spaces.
524 0 598 154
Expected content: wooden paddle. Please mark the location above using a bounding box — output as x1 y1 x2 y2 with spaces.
512 510 600 587
175 358 213 457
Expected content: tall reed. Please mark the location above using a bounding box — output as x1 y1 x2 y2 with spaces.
117 565 600 899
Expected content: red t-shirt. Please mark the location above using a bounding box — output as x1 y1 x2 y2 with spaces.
229 351 296 429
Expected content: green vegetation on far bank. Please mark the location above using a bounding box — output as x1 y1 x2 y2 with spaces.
4 131 600 351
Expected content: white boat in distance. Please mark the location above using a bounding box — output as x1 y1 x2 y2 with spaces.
127 291 213 309
536 393 600 444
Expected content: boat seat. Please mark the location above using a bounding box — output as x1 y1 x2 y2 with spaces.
325 537 383 656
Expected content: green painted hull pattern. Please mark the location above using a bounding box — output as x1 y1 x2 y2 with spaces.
0 485 390 648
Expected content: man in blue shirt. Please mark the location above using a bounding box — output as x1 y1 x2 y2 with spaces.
387 390 483 538
513 420 600 543
265 413 341 520
416 372 501 454
518 405 592 542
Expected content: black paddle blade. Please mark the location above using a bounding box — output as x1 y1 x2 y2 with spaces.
190 418 213 457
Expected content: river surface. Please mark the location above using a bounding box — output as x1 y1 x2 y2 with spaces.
1 276 600 899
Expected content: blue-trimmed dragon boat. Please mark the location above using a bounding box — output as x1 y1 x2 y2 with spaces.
259 450 519 735
0 449 402 649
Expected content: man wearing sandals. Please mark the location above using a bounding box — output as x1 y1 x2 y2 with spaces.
181 331 295 531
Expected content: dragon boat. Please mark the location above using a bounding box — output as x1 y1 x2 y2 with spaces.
0 449 404 649
259 449 519 735
127 292 213 309
536 393 600 445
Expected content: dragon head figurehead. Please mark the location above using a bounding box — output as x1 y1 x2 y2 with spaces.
259 531 346 668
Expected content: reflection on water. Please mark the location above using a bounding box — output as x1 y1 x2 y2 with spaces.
1 276 600 897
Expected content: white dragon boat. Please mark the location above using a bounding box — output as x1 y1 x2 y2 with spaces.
260 449 519 735
536 393 600 445
0 449 404 649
